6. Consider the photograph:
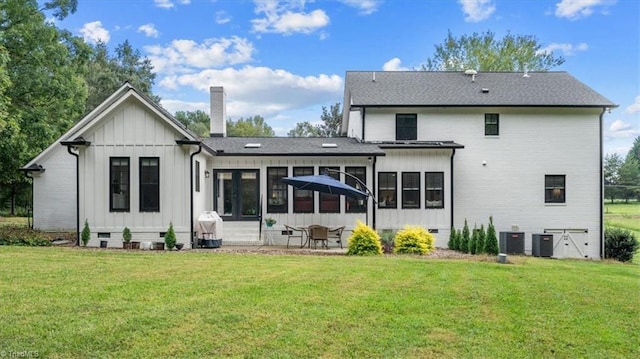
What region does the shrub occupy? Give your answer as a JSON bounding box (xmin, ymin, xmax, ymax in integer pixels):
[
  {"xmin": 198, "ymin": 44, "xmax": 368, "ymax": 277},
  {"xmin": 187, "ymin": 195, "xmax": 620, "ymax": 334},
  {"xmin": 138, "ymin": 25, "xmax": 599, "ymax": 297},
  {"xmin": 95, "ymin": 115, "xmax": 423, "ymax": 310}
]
[
  {"xmin": 394, "ymin": 226, "xmax": 435, "ymax": 255},
  {"xmin": 460, "ymin": 219, "xmax": 470, "ymax": 253},
  {"xmin": 81, "ymin": 219, "xmax": 91, "ymax": 247},
  {"xmin": 122, "ymin": 227, "xmax": 132, "ymax": 243},
  {"xmin": 379, "ymin": 229, "xmax": 395, "ymax": 254},
  {"xmin": 448, "ymin": 226, "xmax": 458, "ymax": 250},
  {"xmin": 164, "ymin": 222, "xmax": 177, "ymax": 250},
  {"xmin": 0, "ymin": 225, "xmax": 52, "ymax": 246},
  {"xmin": 484, "ymin": 216, "xmax": 499, "ymax": 255},
  {"xmin": 476, "ymin": 224, "xmax": 486, "ymax": 254},
  {"xmin": 605, "ymin": 227, "xmax": 639, "ymax": 262},
  {"xmin": 469, "ymin": 224, "xmax": 478, "ymax": 255},
  {"xmin": 347, "ymin": 220, "xmax": 382, "ymax": 256}
]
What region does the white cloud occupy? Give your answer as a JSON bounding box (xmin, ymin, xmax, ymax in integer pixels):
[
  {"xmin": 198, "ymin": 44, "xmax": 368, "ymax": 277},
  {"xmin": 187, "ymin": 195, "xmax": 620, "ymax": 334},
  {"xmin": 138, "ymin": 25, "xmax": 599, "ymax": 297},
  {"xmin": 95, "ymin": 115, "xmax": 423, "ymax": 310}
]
[
  {"xmin": 216, "ymin": 10, "xmax": 232, "ymax": 24},
  {"xmin": 626, "ymin": 96, "xmax": 640, "ymax": 114},
  {"xmin": 382, "ymin": 58, "xmax": 409, "ymax": 71},
  {"xmin": 555, "ymin": 0, "xmax": 616, "ymax": 20},
  {"xmin": 251, "ymin": 0, "xmax": 330, "ymax": 35},
  {"xmin": 458, "ymin": 0, "xmax": 496, "ymax": 22},
  {"xmin": 80, "ymin": 21, "xmax": 110, "ymax": 44},
  {"xmin": 145, "ymin": 37, "xmax": 255, "ymax": 74},
  {"xmin": 158, "ymin": 65, "xmax": 343, "ymax": 119},
  {"xmin": 338, "ymin": 0, "xmax": 382, "ymax": 15},
  {"xmin": 607, "ymin": 119, "xmax": 640, "ymax": 138},
  {"xmin": 537, "ymin": 42, "xmax": 588, "ymax": 56},
  {"xmin": 154, "ymin": 0, "xmax": 191, "ymax": 8},
  {"xmin": 138, "ymin": 24, "xmax": 159, "ymax": 38}
]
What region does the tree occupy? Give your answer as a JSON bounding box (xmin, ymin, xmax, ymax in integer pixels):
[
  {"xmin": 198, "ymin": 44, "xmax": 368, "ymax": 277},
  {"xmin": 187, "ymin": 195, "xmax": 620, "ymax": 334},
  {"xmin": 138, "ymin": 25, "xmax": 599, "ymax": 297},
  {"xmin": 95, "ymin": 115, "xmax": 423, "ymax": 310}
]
[
  {"xmin": 84, "ymin": 40, "xmax": 159, "ymax": 112},
  {"xmin": 0, "ymin": 0, "xmax": 88, "ymax": 214},
  {"xmin": 604, "ymin": 153, "xmax": 624, "ymax": 202},
  {"xmin": 460, "ymin": 219, "xmax": 470, "ymax": 253},
  {"xmin": 422, "ymin": 30, "xmax": 565, "ymax": 72},
  {"xmin": 469, "ymin": 224, "xmax": 478, "ymax": 255},
  {"xmin": 619, "ymin": 156, "xmax": 640, "ymax": 203},
  {"xmin": 227, "ymin": 115, "xmax": 275, "ymax": 137},
  {"xmin": 174, "ymin": 110, "xmax": 210, "ymax": 138},
  {"xmin": 287, "ymin": 121, "xmax": 321, "ymax": 137},
  {"xmin": 485, "ymin": 216, "xmax": 499, "ymax": 255},
  {"xmin": 476, "ymin": 224, "xmax": 486, "ymax": 254},
  {"xmin": 288, "ymin": 102, "xmax": 342, "ymax": 137}
]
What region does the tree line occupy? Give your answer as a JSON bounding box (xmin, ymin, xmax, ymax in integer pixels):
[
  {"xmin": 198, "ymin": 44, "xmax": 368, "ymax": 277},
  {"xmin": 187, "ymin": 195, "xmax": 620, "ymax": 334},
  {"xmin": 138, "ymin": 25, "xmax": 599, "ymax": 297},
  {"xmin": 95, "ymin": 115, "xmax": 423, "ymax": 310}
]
[{"xmin": 604, "ymin": 136, "xmax": 640, "ymax": 203}]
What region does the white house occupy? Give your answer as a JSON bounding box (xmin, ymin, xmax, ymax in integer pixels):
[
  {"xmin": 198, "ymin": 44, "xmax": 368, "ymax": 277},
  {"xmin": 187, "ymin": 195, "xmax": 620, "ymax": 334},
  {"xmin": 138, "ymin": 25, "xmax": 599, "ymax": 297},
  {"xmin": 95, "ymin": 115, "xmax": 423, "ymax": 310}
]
[{"xmin": 22, "ymin": 71, "xmax": 616, "ymax": 258}]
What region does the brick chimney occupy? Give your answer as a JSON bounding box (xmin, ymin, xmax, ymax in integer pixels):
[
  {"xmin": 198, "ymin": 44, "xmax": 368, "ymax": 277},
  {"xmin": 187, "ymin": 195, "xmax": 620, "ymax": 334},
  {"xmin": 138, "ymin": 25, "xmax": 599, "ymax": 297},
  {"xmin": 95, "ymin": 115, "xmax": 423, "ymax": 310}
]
[{"xmin": 210, "ymin": 86, "xmax": 226, "ymax": 137}]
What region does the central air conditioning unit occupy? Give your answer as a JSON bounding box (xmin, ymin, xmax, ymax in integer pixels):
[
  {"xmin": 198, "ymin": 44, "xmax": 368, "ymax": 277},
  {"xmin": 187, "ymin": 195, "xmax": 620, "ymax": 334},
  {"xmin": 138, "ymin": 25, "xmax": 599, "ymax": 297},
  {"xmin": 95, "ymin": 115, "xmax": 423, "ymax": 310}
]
[
  {"xmin": 532, "ymin": 234, "xmax": 554, "ymax": 257},
  {"xmin": 499, "ymin": 232, "xmax": 525, "ymax": 254}
]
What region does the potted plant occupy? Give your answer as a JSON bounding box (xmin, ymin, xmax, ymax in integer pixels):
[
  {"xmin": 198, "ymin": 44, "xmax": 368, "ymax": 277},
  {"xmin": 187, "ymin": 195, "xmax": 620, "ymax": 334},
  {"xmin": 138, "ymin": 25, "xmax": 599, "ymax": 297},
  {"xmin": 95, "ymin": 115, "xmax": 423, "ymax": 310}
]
[
  {"xmin": 164, "ymin": 222, "xmax": 177, "ymax": 250},
  {"xmin": 122, "ymin": 226, "xmax": 132, "ymax": 249},
  {"xmin": 265, "ymin": 217, "xmax": 277, "ymax": 228},
  {"xmin": 81, "ymin": 219, "xmax": 91, "ymax": 247}
]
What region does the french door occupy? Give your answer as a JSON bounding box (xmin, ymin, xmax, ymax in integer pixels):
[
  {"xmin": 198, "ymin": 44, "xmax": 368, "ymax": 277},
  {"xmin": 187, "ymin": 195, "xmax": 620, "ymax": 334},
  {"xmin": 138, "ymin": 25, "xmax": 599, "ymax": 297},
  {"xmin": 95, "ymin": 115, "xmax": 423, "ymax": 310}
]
[{"xmin": 213, "ymin": 170, "xmax": 259, "ymax": 221}]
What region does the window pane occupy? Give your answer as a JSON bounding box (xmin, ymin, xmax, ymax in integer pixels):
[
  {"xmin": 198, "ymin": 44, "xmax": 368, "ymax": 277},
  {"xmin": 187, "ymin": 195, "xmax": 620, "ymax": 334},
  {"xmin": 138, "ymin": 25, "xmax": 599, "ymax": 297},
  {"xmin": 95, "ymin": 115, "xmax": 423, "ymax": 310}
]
[
  {"xmin": 402, "ymin": 172, "xmax": 420, "ymax": 209},
  {"xmin": 240, "ymin": 172, "xmax": 258, "ymax": 216},
  {"xmin": 345, "ymin": 167, "xmax": 366, "ymax": 213},
  {"xmin": 319, "ymin": 166, "xmax": 339, "ymax": 213},
  {"xmin": 378, "ymin": 172, "xmax": 397, "ymax": 209},
  {"xmin": 293, "ymin": 167, "xmax": 314, "ymax": 213},
  {"xmin": 425, "ymin": 172, "xmax": 444, "ymax": 208},
  {"xmin": 195, "ymin": 160, "xmax": 200, "ymax": 192},
  {"xmin": 110, "ymin": 157, "xmax": 129, "ymax": 212},
  {"xmin": 545, "ymin": 175, "xmax": 565, "ymax": 203},
  {"xmin": 396, "ymin": 114, "xmax": 417, "ymax": 140},
  {"xmin": 267, "ymin": 167, "xmax": 288, "ymax": 213},
  {"xmin": 215, "ymin": 171, "xmax": 233, "ymax": 216},
  {"xmin": 140, "ymin": 157, "xmax": 159, "ymax": 212},
  {"xmin": 485, "ymin": 113, "xmax": 499, "ymax": 136}
]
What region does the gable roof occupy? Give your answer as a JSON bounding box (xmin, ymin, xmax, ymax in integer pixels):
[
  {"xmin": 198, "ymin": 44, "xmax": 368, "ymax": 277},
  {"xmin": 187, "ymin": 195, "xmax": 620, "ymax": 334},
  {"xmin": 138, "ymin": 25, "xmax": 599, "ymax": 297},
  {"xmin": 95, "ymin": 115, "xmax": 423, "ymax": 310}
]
[
  {"xmin": 23, "ymin": 82, "xmax": 214, "ymax": 169},
  {"xmin": 344, "ymin": 71, "xmax": 617, "ymax": 108},
  {"xmin": 202, "ymin": 136, "xmax": 385, "ymax": 156}
]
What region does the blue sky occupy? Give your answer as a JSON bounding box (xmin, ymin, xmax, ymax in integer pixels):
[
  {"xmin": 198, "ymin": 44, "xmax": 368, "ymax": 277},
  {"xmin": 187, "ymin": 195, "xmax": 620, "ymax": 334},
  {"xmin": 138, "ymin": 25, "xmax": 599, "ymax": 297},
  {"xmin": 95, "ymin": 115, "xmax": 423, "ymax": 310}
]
[{"xmin": 51, "ymin": 0, "xmax": 639, "ymax": 156}]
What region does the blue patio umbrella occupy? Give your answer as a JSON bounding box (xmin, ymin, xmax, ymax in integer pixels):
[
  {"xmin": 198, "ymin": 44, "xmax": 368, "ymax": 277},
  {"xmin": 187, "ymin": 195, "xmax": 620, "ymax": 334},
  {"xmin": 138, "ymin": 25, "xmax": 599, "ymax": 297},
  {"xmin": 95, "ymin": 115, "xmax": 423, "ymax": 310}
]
[{"xmin": 280, "ymin": 174, "xmax": 369, "ymax": 200}]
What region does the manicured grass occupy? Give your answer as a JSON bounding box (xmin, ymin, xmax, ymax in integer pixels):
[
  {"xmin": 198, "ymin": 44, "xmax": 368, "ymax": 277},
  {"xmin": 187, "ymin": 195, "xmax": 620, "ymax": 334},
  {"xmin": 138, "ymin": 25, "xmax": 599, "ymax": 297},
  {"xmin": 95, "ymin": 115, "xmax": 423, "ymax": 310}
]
[
  {"xmin": 0, "ymin": 216, "xmax": 28, "ymax": 226},
  {"xmin": 0, "ymin": 247, "xmax": 638, "ymax": 358}
]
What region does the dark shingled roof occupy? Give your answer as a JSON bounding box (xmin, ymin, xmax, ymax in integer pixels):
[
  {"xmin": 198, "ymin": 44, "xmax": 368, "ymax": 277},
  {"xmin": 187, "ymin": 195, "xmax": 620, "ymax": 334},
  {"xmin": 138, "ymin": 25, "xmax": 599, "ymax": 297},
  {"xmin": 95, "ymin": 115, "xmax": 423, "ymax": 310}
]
[
  {"xmin": 345, "ymin": 71, "xmax": 617, "ymax": 108},
  {"xmin": 202, "ymin": 136, "xmax": 386, "ymax": 156}
]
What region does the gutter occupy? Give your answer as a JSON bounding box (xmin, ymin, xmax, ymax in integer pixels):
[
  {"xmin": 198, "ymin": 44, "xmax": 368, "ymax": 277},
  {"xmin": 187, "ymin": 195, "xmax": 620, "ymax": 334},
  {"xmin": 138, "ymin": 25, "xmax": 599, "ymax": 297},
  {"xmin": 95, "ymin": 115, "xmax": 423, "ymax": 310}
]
[
  {"xmin": 450, "ymin": 148, "xmax": 456, "ymax": 230},
  {"xmin": 19, "ymin": 164, "xmax": 45, "ymax": 229},
  {"xmin": 60, "ymin": 137, "xmax": 91, "ymax": 246},
  {"xmin": 372, "ymin": 155, "xmax": 377, "ymax": 230},
  {"xmin": 176, "ymin": 139, "xmax": 202, "ymax": 249},
  {"xmin": 599, "ymin": 108, "xmax": 605, "ymax": 259}
]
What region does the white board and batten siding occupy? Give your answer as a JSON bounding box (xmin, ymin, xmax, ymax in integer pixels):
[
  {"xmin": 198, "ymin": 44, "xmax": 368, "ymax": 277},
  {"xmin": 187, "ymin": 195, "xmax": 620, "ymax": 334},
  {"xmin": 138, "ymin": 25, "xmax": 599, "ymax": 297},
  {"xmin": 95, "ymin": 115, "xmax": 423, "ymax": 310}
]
[
  {"xmin": 77, "ymin": 98, "xmax": 193, "ymax": 246},
  {"xmin": 212, "ymin": 156, "xmax": 374, "ymax": 245},
  {"xmin": 359, "ymin": 107, "xmax": 602, "ymax": 258}
]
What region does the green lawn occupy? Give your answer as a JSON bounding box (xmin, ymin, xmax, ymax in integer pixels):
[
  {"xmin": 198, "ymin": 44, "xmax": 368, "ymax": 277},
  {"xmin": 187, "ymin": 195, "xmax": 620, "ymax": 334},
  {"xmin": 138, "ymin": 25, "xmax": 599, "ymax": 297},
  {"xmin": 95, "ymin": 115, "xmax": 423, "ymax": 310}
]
[
  {"xmin": 605, "ymin": 202, "xmax": 640, "ymax": 237},
  {"xmin": 0, "ymin": 247, "xmax": 638, "ymax": 358}
]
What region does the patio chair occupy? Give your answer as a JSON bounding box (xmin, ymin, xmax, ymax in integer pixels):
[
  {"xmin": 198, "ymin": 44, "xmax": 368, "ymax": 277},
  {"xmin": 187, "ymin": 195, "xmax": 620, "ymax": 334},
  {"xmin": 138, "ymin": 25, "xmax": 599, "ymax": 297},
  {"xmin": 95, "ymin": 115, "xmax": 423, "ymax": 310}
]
[
  {"xmin": 284, "ymin": 225, "xmax": 306, "ymax": 248},
  {"xmin": 308, "ymin": 225, "xmax": 329, "ymax": 249},
  {"xmin": 328, "ymin": 226, "xmax": 345, "ymax": 248}
]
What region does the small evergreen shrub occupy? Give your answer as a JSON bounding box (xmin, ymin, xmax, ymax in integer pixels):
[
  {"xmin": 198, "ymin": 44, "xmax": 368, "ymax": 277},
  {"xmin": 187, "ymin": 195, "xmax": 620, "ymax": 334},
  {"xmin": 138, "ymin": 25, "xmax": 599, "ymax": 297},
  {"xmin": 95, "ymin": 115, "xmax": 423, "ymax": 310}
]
[
  {"xmin": 0, "ymin": 225, "xmax": 52, "ymax": 246},
  {"xmin": 476, "ymin": 224, "xmax": 486, "ymax": 254},
  {"xmin": 379, "ymin": 229, "xmax": 395, "ymax": 254},
  {"xmin": 122, "ymin": 227, "xmax": 132, "ymax": 242},
  {"xmin": 347, "ymin": 220, "xmax": 383, "ymax": 256},
  {"xmin": 81, "ymin": 219, "xmax": 91, "ymax": 247},
  {"xmin": 469, "ymin": 224, "xmax": 478, "ymax": 255},
  {"xmin": 484, "ymin": 216, "xmax": 499, "ymax": 255},
  {"xmin": 164, "ymin": 222, "xmax": 177, "ymax": 250},
  {"xmin": 605, "ymin": 227, "xmax": 639, "ymax": 262},
  {"xmin": 448, "ymin": 226, "xmax": 457, "ymax": 250},
  {"xmin": 394, "ymin": 226, "xmax": 435, "ymax": 255},
  {"xmin": 460, "ymin": 219, "xmax": 470, "ymax": 253}
]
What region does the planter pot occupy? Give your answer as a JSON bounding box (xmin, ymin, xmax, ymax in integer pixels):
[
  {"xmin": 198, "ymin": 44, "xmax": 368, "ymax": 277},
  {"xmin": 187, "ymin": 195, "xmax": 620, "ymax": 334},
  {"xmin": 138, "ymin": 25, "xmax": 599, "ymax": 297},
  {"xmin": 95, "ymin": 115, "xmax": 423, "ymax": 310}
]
[
  {"xmin": 100, "ymin": 240, "xmax": 108, "ymax": 248},
  {"xmin": 175, "ymin": 243, "xmax": 184, "ymax": 251},
  {"xmin": 202, "ymin": 239, "xmax": 222, "ymax": 248},
  {"xmin": 131, "ymin": 241, "xmax": 140, "ymax": 250},
  {"xmin": 153, "ymin": 242, "xmax": 165, "ymax": 250},
  {"xmin": 123, "ymin": 242, "xmax": 132, "ymax": 249},
  {"xmin": 141, "ymin": 242, "xmax": 152, "ymax": 250}
]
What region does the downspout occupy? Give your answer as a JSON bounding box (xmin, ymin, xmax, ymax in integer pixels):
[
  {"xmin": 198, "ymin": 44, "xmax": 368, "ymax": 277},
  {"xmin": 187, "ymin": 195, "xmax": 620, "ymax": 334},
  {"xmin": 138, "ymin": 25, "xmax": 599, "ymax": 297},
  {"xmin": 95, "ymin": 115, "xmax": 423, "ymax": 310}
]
[
  {"xmin": 189, "ymin": 145, "xmax": 202, "ymax": 249},
  {"xmin": 23, "ymin": 172, "xmax": 33, "ymax": 229},
  {"xmin": 450, "ymin": 148, "xmax": 456, "ymax": 230},
  {"xmin": 372, "ymin": 155, "xmax": 377, "ymax": 230},
  {"xmin": 66, "ymin": 146, "xmax": 80, "ymax": 246},
  {"xmin": 599, "ymin": 108, "xmax": 605, "ymax": 259},
  {"xmin": 361, "ymin": 108, "xmax": 366, "ymax": 141}
]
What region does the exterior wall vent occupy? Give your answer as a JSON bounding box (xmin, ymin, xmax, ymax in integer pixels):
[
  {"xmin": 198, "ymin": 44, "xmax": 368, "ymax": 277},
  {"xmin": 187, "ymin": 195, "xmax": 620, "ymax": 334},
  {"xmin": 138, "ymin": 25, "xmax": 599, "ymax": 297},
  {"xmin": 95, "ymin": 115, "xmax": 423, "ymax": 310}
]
[
  {"xmin": 481, "ymin": 88, "xmax": 489, "ymax": 93},
  {"xmin": 322, "ymin": 143, "xmax": 337, "ymax": 148},
  {"xmin": 245, "ymin": 143, "xmax": 261, "ymax": 148}
]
